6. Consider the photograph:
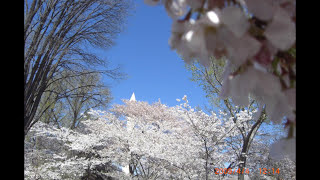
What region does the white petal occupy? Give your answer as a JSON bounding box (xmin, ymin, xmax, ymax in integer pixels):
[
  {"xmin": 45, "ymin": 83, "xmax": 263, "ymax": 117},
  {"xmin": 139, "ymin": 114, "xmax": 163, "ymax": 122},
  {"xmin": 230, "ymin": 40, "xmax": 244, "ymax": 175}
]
[
  {"xmin": 181, "ymin": 25, "xmax": 209, "ymax": 64},
  {"xmin": 245, "ymin": 0, "xmax": 276, "ymax": 21},
  {"xmin": 199, "ymin": 8, "xmax": 222, "ymax": 28},
  {"xmin": 168, "ymin": 33, "xmax": 181, "ymax": 50},
  {"xmin": 198, "ymin": 55, "xmax": 211, "ymax": 67},
  {"xmin": 206, "ymin": 11, "xmax": 220, "ymax": 24},
  {"xmin": 171, "ymin": 20, "xmax": 187, "ymax": 33},
  {"xmin": 253, "ymin": 61, "xmax": 268, "ymax": 73},
  {"xmin": 278, "ymin": 0, "xmax": 296, "ymax": 17},
  {"xmin": 204, "ymin": 29, "xmax": 218, "ymax": 53},
  {"xmin": 226, "ymin": 33, "xmax": 261, "ymax": 66},
  {"xmin": 249, "ymin": 71, "xmax": 286, "ymax": 123},
  {"xmin": 164, "ymin": 0, "xmax": 188, "ymax": 19},
  {"xmin": 265, "ymin": 7, "xmax": 296, "ymax": 51},
  {"xmin": 229, "ymin": 67, "xmax": 258, "ymax": 106},
  {"xmin": 264, "ymin": 95, "xmax": 289, "ymax": 124},
  {"xmin": 260, "ymin": 91, "xmax": 293, "ymax": 124},
  {"xmin": 253, "ymin": 70, "xmax": 281, "ymax": 97},
  {"xmin": 184, "ymin": 30, "xmax": 194, "ymax": 42},
  {"xmin": 186, "ymin": 0, "xmax": 203, "ymax": 9},
  {"xmin": 229, "ymin": 77, "xmax": 250, "ymax": 106},
  {"xmin": 283, "ymin": 88, "xmax": 296, "ymax": 120},
  {"xmin": 270, "ymin": 138, "xmax": 295, "ymax": 161},
  {"xmin": 284, "ymin": 88, "xmax": 296, "ymax": 110},
  {"xmin": 221, "ymin": 6, "xmax": 249, "ymax": 38}
]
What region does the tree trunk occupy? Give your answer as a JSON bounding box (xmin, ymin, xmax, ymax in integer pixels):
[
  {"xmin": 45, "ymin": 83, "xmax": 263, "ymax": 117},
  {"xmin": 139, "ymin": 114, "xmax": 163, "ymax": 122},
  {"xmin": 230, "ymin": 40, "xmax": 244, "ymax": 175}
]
[
  {"xmin": 238, "ymin": 107, "xmax": 266, "ymax": 180},
  {"xmin": 238, "ymin": 152, "xmax": 247, "ymax": 180}
]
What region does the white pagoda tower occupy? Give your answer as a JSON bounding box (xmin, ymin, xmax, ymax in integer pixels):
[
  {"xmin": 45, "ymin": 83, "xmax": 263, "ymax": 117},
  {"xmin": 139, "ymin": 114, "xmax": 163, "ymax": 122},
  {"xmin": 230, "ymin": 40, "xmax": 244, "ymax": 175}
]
[{"xmin": 129, "ymin": 92, "xmax": 136, "ymax": 102}]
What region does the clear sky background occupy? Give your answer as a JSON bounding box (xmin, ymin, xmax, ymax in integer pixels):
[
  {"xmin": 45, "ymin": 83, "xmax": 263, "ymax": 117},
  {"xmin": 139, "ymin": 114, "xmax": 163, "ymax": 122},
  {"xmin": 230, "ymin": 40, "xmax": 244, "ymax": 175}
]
[{"xmin": 104, "ymin": 0, "xmax": 209, "ymax": 109}]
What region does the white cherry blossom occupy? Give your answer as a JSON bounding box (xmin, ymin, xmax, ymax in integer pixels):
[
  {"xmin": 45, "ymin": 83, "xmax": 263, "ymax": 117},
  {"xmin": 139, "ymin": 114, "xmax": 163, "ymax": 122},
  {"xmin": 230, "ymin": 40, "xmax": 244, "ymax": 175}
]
[
  {"xmin": 269, "ymin": 137, "xmax": 296, "ymax": 161},
  {"xmin": 206, "ymin": 10, "xmax": 220, "ymax": 24},
  {"xmin": 245, "ymin": 0, "xmax": 276, "ymax": 21},
  {"xmin": 265, "ymin": 7, "xmax": 296, "ymax": 51},
  {"xmin": 220, "ymin": 6, "xmax": 249, "ymax": 38},
  {"xmin": 144, "ymin": 0, "xmax": 296, "ymax": 170},
  {"xmin": 186, "ymin": 0, "xmax": 204, "ymax": 9},
  {"xmin": 164, "ymin": 0, "xmax": 188, "ymax": 19}
]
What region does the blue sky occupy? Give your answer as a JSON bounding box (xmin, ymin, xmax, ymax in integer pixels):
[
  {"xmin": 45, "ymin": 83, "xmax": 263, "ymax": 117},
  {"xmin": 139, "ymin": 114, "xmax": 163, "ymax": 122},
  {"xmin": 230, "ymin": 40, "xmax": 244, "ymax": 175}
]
[{"xmin": 104, "ymin": 1, "xmax": 209, "ymax": 109}]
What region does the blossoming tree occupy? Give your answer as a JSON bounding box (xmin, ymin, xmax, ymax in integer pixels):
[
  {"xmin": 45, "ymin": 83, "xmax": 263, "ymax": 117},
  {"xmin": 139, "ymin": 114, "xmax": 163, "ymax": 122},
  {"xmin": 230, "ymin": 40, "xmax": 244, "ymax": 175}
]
[
  {"xmin": 24, "ymin": 113, "xmax": 130, "ymax": 179},
  {"xmin": 25, "ymin": 94, "xmax": 295, "ymax": 179},
  {"xmin": 110, "ymin": 95, "xmax": 241, "ymax": 179},
  {"xmin": 26, "ymin": 95, "xmax": 250, "ymax": 179}
]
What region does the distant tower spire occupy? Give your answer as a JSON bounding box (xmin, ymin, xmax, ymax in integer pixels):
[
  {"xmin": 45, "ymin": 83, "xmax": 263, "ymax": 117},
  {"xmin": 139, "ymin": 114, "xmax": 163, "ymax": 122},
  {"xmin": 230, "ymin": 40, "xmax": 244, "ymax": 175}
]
[{"xmin": 130, "ymin": 92, "xmax": 136, "ymax": 101}]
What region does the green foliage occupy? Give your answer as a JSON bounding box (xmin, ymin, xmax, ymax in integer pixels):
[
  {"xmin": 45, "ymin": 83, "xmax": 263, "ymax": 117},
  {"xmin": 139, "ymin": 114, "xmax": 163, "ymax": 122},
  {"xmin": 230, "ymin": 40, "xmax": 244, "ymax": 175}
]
[{"xmin": 185, "ymin": 57, "xmax": 229, "ymax": 113}]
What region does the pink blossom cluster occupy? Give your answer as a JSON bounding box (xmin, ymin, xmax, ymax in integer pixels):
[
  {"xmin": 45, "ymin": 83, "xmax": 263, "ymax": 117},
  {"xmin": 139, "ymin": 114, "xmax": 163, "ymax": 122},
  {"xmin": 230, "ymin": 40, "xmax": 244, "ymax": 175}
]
[{"xmin": 144, "ymin": 0, "xmax": 295, "ymax": 161}]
